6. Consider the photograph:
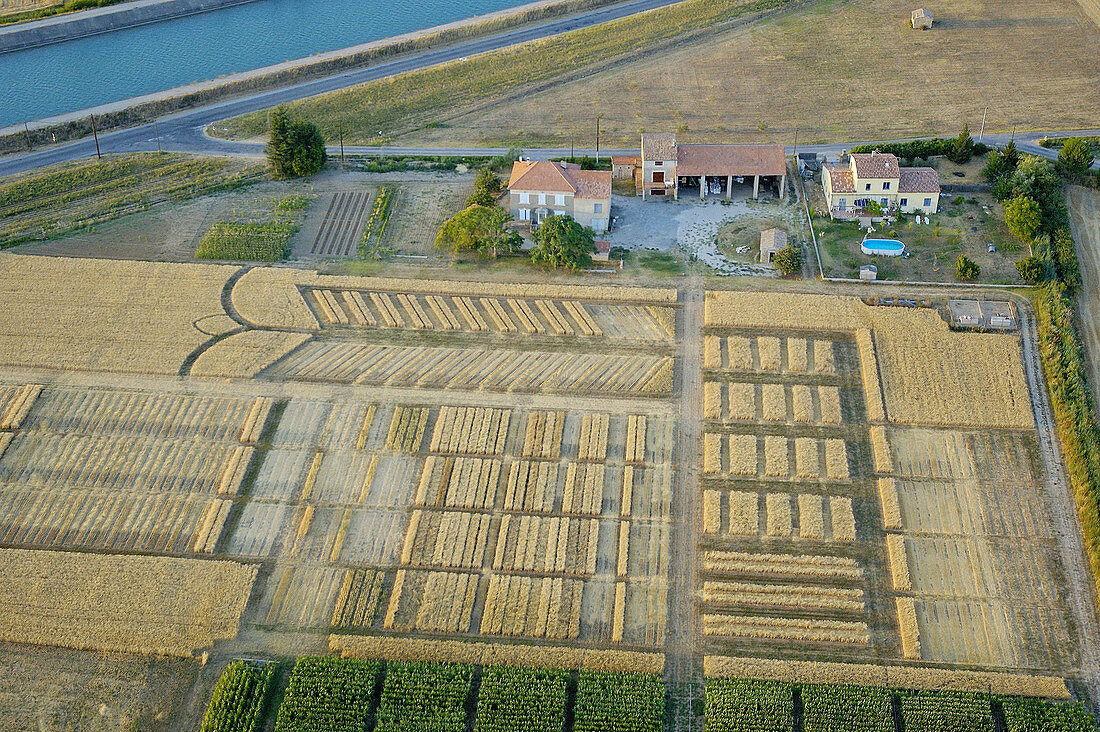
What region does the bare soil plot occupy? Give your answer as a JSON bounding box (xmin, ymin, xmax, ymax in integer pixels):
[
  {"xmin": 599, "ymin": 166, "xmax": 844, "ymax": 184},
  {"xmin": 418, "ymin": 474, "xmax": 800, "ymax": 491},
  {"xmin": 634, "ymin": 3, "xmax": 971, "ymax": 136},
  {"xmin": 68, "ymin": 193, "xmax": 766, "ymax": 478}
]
[
  {"xmin": 380, "ymin": 181, "xmax": 472, "ymax": 255},
  {"xmin": 300, "ymin": 190, "xmax": 372, "ymax": 258},
  {"xmin": 402, "ymin": 0, "xmax": 1100, "ymax": 147}
]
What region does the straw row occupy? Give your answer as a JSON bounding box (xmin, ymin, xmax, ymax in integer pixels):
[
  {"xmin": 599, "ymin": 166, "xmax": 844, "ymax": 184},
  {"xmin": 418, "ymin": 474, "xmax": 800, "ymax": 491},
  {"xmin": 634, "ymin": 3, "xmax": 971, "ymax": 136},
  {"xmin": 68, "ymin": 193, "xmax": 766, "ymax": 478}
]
[
  {"xmin": 701, "ymin": 580, "xmax": 865, "ymax": 613},
  {"xmin": 504, "ymin": 460, "xmax": 559, "ymax": 513},
  {"xmin": 577, "ymin": 412, "xmax": 610, "ymax": 461},
  {"xmin": 702, "ymin": 551, "xmax": 863, "ymax": 581},
  {"xmin": 703, "ymin": 614, "xmax": 870, "ymax": 644},
  {"xmin": 523, "ymin": 411, "xmax": 565, "ymax": 459},
  {"xmin": 0, "ymin": 384, "xmax": 42, "ymax": 430},
  {"xmin": 237, "ymin": 397, "xmax": 273, "ymax": 444},
  {"xmin": 386, "ymin": 406, "xmax": 429, "ymax": 451},
  {"xmin": 429, "ymin": 406, "xmax": 511, "ymax": 456},
  {"xmin": 480, "ymin": 575, "xmax": 583, "ymax": 639}
]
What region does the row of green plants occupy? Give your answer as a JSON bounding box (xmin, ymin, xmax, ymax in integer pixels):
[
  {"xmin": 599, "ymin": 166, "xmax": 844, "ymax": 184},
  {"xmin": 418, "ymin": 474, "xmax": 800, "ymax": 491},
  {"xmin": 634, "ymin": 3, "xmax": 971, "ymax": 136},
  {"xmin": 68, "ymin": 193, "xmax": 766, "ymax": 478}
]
[
  {"xmin": 195, "ymin": 194, "xmax": 310, "ymax": 261},
  {"xmin": 573, "ymin": 670, "xmax": 665, "ymax": 732},
  {"xmin": 375, "ymin": 661, "xmax": 472, "ymax": 732},
  {"xmin": 704, "ymin": 678, "xmax": 1095, "ymax": 732},
  {"xmin": 273, "ymin": 657, "xmax": 380, "ymax": 732},
  {"xmin": 358, "ymin": 185, "xmax": 396, "ymax": 259},
  {"xmin": 849, "ymin": 126, "xmax": 989, "ymax": 165},
  {"xmin": 200, "ymin": 661, "xmax": 278, "ymax": 732},
  {"xmin": 220, "ymin": 0, "xmax": 801, "ymax": 142},
  {"xmin": 0, "ymin": 0, "xmax": 127, "ymax": 26},
  {"xmin": 236, "ymin": 657, "xmax": 664, "ymax": 732},
  {"xmin": 474, "ymin": 665, "xmax": 569, "ymax": 732}
]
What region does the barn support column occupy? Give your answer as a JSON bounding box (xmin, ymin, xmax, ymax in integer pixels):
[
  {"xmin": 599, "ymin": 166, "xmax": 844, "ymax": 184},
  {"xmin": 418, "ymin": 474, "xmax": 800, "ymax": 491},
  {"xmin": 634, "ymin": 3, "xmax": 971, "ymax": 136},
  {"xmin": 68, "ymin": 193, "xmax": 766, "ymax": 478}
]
[
  {"xmin": 780, "ymin": 174, "xmax": 787, "ymax": 200},
  {"xmin": 700, "ymin": 176, "xmax": 705, "ymax": 200},
  {"xmin": 726, "ymin": 175, "xmax": 733, "ymax": 200},
  {"xmin": 753, "ymin": 175, "xmax": 760, "ymax": 199}
]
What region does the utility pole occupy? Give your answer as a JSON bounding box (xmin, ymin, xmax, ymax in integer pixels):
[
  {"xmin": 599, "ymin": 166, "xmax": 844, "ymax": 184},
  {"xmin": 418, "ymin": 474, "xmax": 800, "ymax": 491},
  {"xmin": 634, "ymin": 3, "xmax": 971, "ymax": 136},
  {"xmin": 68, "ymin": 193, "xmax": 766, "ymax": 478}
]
[
  {"xmin": 22, "ymin": 120, "xmax": 31, "ymax": 151},
  {"xmin": 89, "ymin": 114, "xmax": 101, "ymax": 159},
  {"xmin": 978, "ymin": 108, "xmax": 987, "ymax": 143},
  {"xmin": 339, "ymin": 127, "xmax": 344, "ymax": 162},
  {"xmin": 154, "ymin": 119, "xmax": 161, "ymax": 153},
  {"xmin": 595, "ymin": 114, "xmax": 601, "ymax": 164},
  {"xmin": 570, "ymin": 135, "xmax": 574, "ymax": 160}
]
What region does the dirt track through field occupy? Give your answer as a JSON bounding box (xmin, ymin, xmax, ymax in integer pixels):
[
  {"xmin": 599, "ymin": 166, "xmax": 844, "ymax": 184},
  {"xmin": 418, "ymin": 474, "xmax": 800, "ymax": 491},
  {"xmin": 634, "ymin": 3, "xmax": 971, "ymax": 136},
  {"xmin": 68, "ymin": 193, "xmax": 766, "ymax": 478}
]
[
  {"xmin": 666, "ymin": 284, "xmax": 702, "ymax": 732},
  {"xmin": 1069, "ymin": 186, "xmax": 1100, "ymax": 408},
  {"xmin": 1018, "ymin": 296, "xmax": 1100, "ymax": 700}
]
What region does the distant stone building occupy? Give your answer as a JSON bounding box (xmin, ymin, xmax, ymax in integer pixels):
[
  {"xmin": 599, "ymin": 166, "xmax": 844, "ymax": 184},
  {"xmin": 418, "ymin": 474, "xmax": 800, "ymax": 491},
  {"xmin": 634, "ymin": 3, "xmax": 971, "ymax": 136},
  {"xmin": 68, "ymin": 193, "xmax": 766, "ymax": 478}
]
[
  {"xmin": 759, "ymin": 228, "xmax": 787, "ymax": 264},
  {"xmin": 611, "ymin": 155, "xmax": 639, "ymax": 180},
  {"xmin": 911, "ymin": 8, "xmax": 932, "ymax": 29}
]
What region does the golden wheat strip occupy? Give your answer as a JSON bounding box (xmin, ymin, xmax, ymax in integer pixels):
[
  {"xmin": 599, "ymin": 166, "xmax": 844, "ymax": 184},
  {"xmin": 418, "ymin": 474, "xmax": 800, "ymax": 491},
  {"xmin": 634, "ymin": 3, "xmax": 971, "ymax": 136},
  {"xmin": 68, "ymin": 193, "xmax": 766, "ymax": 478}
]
[
  {"xmin": 2, "ymin": 384, "xmax": 43, "ymax": 430},
  {"xmin": 819, "ymin": 386, "xmax": 842, "ymax": 424},
  {"xmin": 564, "ymin": 301, "xmax": 600, "ymax": 336},
  {"xmin": 507, "ymin": 299, "xmax": 540, "ymax": 334},
  {"xmin": 757, "ymin": 336, "xmax": 781, "ymax": 371},
  {"xmin": 763, "ymin": 436, "xmax": 789, "ymax": 478},
  {"xmin": 330, "ymin": 507, "xmax": 353, "ymax": 562},
  {"xmin": 703, "ymin": 614, "xmax": 870, "ymax": 644},
  {"xmin": 857, "ymin": 329, "xmax": 886, "ymax": 421},
  {"xmin": 762, "ymin": 384, "xmax": 786, "ymax": 423},
  {"xmin": 727, "ymin": 492, "xmax": 759, "ymax": 536},
  {"xmin": 702, "ymin": 381, "xmax": 722, "ymax": 420},
  {"xmin": 323, "ymin": 290, "xmax": 350, "ymax": 325},
  {"xmin": 621, "ymin": 465, "xmax": 635, "ymax": 517},
  {"xmin": 877, "ymin": 478, "xmax": 902, "ymax": 530},
  {"xmin": 704, "ymin": 335, "xmax": 721, "ymax": 369},
  {"xmin": 480, "ymin": 298, "xmax": 513, "ymax": 332},
  {"xmin": 830, "ymin": 496, "xmax": 856, "ymax": 541},
  {"xmin": 578, "ymin": 414, "xmax": 593, "ymax": 460},
  {"xmin": 702, "ymin": 551, "xmax": 863, "ymax": 580},
  {"xmin": 886, "ymin": 534, "xmax": 912, "ymax": 591},
  {"xmin": 791, "ymin": 385, "xmax": 813, "ymax": 424},
  {"xmin": 300, "ymin": 451, "xmax": 323, "ymax": 501},
  {"xmin": 534, "ymin": 300, "xmax": 569, "ymax": 335},
  {"xmin": 701, "ymin": 581, "xmax": 864, "ymax": 613},
  {"xmin": 702, "ymin": 490, "xmax": 721, "ymax": 534},
  {"xmin": 375, "ymin": 292, "xmax": 405, "ymax": 327},
  {"xmin": 237, "ymin": 398, "xmax": 263, "ymax": 444},
  {"xmin": 396, "ymin": 294, "xmax": 429, "ymax": 329},
  {"xmin": 452, "ymin": 296, "xmax": 486, "ymax": 330},
  {"xmin": 798, "ymin": 494, "xmax": 825, "ymax": 539},
  {"xmin": 869, "ymin": 427, "xmax": 892, "ymax": 473},
  {"xmin": 722, "ymin": 382, "xmax": 752, "ymax": 421},
  {"xmin": 356, "ymin": 453, "xmax": 378, "ymax": 504},
  {"xmin": 703, "ymin": 434, "xmax": 722, "ymax": 474},
  {"xmin": 586, "ymin": 519, "xmax": 600, "ymax": 575},
  {"xmin": 794, "ymin": 438, "xmax": 819, "ymax": 480},
  {"xmin": 824, "ymin": 439, "xmax": 850, "ymax": 482},
  {"xmin": 344, "ymin": 291, "xmax": 376, "ymax": 326},
  {"xmin": 431, "ymin": 295, "xmax": 461, "ymax": 329},
  {"xmin": 354, "ymin": 404, "xmax": 376, "ymax": 450},
  {"xmin": 765, "ymin": 493, "xmax": 793, "ymax": 537},
  {"xmin": 311, "ymin": 290, "xmax": 338, "ymax": 323},
  {"xmin": 786, "ymin": 337, "xmax": 808, "ymax": 372},
  {"xmin": 811, "ymin": 340, "xmax": 836, "ymax": 374},
  {"xmin": 617, "ymin": 520, "xmax": 631, "ymax": 577},
  {"xmin": 612, "ymin": 581, "xmax": 627, "ymax": 643},
  {"xmin": 896, "ymin": 597, "xmax": 922, "ymax": 659},
  {"xmin": 728, "ymin": 434, "xmax": 758, "ymax": 476}
]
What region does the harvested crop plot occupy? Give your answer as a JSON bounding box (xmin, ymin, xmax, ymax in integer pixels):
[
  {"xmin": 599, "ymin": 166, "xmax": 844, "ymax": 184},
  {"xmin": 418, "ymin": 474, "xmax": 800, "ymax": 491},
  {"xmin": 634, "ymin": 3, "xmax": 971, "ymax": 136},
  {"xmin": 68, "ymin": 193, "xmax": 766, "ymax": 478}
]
[
  {"xmin": 702, "ymin": 433, "xmax": 849, "ymax": 483},
  {"xmin": 874, "ymin": 425, "xmax": 1076, "ymax": 670},
  {"xmin": 310, "ymin": 191, "xmax": 371, "ymax": 256},
  {"xmin": 0, "ymin": 548, "xmax": 254, "ymax": 656},
  {"xmin": 270, "ymin": 341, "xmax": 674, "ymax": 396},
  {"xmin": 0, "ymin": 254, "xmax": 235, "ymax": 374},
  {"xmin": 306, "ymin": 287, "xmax": 675, "ymax": 341}
]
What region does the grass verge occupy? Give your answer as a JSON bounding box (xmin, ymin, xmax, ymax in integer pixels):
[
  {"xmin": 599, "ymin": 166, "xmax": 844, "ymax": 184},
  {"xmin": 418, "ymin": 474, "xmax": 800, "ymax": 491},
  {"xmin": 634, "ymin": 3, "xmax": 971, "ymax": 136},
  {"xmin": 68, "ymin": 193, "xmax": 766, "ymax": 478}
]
[{"xmin": 213, "ymin": 0, "xmax": 800, "ymax": 143}]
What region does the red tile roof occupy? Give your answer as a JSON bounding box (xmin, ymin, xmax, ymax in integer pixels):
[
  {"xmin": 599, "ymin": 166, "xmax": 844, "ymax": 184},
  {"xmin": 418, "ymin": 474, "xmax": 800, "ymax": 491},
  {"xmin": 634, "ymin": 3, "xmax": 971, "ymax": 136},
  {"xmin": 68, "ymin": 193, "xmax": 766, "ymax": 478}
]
[
  {"xmin": 851, "ymin": 152, "xmax": 901, "ymax": 179},
  {"xmin": 507, "ymin": 161, "xmax": 611, "ymax": 200},
  {"xmin": 611, "ymin": 155, "xmax": 640, "ymax": 165},
  {"xmin": 898, "ymin": 167, "xmax": 941, "ymax": 193},
  {"xmin": 823, "ymin": 163, "xmax": 855, "ymax": 193},
  {"xmin": 675, "ymin": 144, "xmax": 787, "ymax": 177}
]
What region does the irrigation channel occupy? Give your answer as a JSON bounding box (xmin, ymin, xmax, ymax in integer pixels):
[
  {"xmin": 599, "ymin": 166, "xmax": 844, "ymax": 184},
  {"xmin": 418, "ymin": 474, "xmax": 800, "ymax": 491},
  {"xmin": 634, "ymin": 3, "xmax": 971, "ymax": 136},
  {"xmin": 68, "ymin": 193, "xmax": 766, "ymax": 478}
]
[{"xmin": 0, "ymin": 0, "xmax": 529, "ymax": 127}]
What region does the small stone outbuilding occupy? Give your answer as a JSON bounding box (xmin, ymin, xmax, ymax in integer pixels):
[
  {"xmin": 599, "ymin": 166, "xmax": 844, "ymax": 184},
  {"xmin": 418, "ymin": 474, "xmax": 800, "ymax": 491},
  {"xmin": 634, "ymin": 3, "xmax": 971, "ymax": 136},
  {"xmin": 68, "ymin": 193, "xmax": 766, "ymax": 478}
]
[
  {"xmin": 860, "ymin": 264, "xmax": 878, "ymax": 281},
  {"xmin": 911, "ymin": 8, "xmax": 932, "ymax": 29},
  {"xmin": 611, "ymin": 155, "xmax": 640, "ymax": 180},
  {"xmin": 760, "ymin": 228, "xmax": 788, "ymax": 264}
]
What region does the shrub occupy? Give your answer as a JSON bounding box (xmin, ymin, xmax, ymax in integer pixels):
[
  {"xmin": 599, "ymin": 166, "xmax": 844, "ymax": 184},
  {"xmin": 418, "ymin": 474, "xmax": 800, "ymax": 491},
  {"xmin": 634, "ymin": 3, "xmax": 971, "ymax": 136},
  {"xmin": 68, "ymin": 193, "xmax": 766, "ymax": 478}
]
[
  {"xmin": 956, "ymin": 254, "xmax": 980, "ymax": 281},
  {"xmin": 948, "ymin": 123, "xmax": 975, "ymax": 164},
  {"xmin": 1052, "ymin": 228, "xmax": 1081, "ymax": 289},
  {"xmin": 1057, "ymin": 138, "xmax": 1095, "ymax": 180},
  {"xmin": 771, "ymin": 245, "xmax": 803, "ymax": 276},
  {"xmin": 1016, "ymin": 256, "xmax": 1044, "ymax": 284}
]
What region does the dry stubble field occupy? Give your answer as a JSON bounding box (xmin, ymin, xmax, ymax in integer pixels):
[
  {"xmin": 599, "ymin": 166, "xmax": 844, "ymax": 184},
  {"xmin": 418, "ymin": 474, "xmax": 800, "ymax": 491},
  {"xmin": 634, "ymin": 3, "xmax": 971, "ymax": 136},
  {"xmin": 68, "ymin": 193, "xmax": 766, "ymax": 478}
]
[
  {"xmin": 0, "ymin": 253, "xmax": 1091, "ymax": 727},
  {"xmin": 403, "ymin": 0, "xmax": 1100, "ymax": 147}
]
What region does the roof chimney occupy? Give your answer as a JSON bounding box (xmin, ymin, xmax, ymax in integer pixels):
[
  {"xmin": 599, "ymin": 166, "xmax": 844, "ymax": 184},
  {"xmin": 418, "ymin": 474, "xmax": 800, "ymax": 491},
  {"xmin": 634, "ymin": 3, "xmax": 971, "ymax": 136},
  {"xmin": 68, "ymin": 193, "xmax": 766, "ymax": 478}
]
[{"xmin": 560, "ymin": 162, "xmax": 567, "ymax": 169}]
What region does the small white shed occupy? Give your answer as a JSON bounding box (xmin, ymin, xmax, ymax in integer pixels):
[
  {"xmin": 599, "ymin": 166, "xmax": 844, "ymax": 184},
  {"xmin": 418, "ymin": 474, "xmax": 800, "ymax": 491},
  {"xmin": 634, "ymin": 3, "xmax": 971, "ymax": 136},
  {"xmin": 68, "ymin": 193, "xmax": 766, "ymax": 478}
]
[{"xmin": 860, "ymin": 265, "xmax": 878, "ymax": 281}]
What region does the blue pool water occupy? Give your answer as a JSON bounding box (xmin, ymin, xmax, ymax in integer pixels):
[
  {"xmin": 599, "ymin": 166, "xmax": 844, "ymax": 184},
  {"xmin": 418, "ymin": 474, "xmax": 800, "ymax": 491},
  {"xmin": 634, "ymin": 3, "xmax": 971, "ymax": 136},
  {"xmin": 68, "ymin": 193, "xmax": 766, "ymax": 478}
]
[
  {"xmin": 0, "ymin": 0, "xmax": 526, "ymax": 126},
  {"xmin": 861, "ymin": 238, "xmax": 905, "ymax": 256}
]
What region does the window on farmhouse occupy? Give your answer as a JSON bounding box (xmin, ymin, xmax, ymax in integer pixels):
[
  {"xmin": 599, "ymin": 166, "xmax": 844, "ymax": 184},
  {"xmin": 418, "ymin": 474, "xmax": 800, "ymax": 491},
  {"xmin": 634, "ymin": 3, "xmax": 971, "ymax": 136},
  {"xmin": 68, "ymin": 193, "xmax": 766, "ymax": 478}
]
[
  {"xmin": 519, "ymin": 192, "xmax": 529, "ymax": 204},
  {"xmin": 555, "ymin": 194, "xmax": 565, "ymax": 206},
  {"xmin": 594, "ymin": 203, "xmax": 602, "ymax": 213},
  {"xmin": 865, "ymin": 183, "xmax": 871, "ymax": 191},
  {"xmin": 924, "ymin": 197, "xmax": 932, "ymax": 207},
  {"xmin": 900, "ymin": 198, "xmax": 907, "ymax": 207},
  {"xmin": 883, "ymin": 181, "xmax": 891, "ymax": 190}
]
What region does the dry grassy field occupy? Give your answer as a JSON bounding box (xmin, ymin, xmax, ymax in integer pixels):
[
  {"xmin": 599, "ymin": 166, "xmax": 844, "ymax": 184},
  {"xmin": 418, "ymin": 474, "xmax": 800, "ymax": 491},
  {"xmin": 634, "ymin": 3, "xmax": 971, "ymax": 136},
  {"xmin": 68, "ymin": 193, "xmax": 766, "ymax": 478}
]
[
  {"xmin": 0, "ymin": 253, "xmax": 1090, "ymax": 725},
  {"xmin": 401, "ymin": 0, "xmax": 1100, "ymax": 147}
]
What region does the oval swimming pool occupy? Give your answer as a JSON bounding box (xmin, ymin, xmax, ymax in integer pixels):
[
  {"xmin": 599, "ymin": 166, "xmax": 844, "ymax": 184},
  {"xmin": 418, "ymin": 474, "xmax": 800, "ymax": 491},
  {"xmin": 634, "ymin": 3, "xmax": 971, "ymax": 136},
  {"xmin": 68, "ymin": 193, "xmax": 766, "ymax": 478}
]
[{"xmin": 861, "ymin": 239, "xmax": 905, "ymax": 256}]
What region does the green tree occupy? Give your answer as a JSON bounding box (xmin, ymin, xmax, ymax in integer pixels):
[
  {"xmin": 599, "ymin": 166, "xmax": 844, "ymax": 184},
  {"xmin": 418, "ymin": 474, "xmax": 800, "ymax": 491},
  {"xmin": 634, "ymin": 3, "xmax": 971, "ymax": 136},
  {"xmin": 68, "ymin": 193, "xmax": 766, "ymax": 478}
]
[
  {"xmin": 1003, "ymin": 195, "xmax": 1043, "ymax": 242},
  {"xmin": 771, "ymin": 245, "xmax": 803, "ymax": 276},
  {"xmin": 956, "ymin": 254, "xmax": 980, "ymax": 281},
  {"xmin": 530, "ymin": 215, "xmax": 595, "ymax": 270},
  {"xmin": 948, "ymin": 123, "xmax": 974, "ymax": 164},
  {"xmin": 266, "ymin": 106, "xmax": 327, "ymax": 178},
  {"xmin": 982, "ymin": 140, "xmax": 1020, "ymax": 184},
  {"xmin": 435, "ymin": 205, "xmax": 520, "ymax": 259},
  {"xmin": 1016, "ymin": 256, "xmax": 1044, "ymax": 284},
  {"xmin": 1057, "ymin": 138, "xmax": 1095, "ymax": 180},
  {"xmin": 1005, "ymin": 156, "xmax": 1068, "ymax": 231},
  {"xmin": 1052, "ymin": 228, "xmax": 1081, "ymax": 289},
  {"xmin": 467, "ymin": 167, "xmax": 504, "ymax": 207}
]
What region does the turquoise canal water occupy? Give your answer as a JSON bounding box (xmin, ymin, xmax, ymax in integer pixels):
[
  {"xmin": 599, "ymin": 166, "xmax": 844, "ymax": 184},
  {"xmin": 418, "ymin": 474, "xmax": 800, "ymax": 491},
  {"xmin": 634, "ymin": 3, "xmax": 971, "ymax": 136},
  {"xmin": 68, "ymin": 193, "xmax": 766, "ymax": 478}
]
[{"xmin": 0, "ymin": 0, "xmax": 526, "ymax": 127}]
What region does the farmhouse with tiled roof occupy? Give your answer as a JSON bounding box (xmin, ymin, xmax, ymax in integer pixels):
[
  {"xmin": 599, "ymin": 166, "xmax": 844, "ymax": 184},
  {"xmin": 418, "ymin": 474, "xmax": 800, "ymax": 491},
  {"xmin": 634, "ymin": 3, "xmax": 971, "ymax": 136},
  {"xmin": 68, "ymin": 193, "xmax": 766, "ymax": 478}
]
[
  {"xmin": 506, "ymin": 160, "xmax": 612, "ymax": 233},
  {"xmin": 821, "ymin": 151, "xmax": 940, "ymax": 218},
  {"xmin": 636, "ymin": 133, "xmax": 787, "ymax": 201}
]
